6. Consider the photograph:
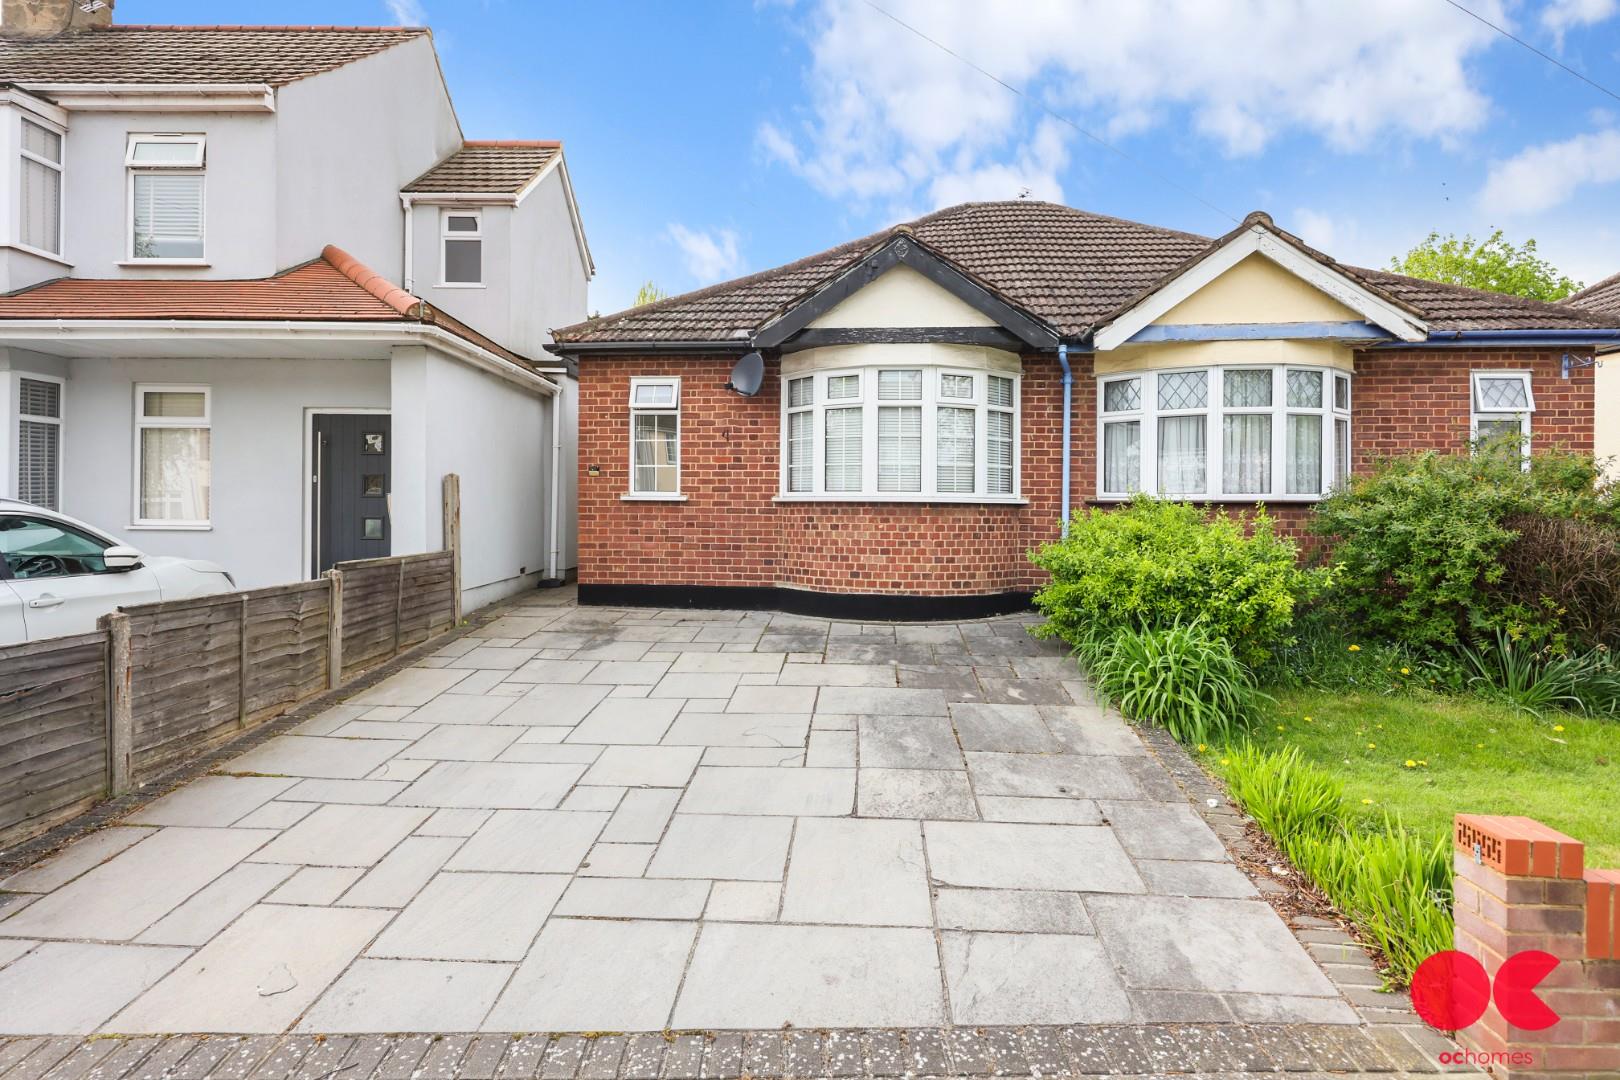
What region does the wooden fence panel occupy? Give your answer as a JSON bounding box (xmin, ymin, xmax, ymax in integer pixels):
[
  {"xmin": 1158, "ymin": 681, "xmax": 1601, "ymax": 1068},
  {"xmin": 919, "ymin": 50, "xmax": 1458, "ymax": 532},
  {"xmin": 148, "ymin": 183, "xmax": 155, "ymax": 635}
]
[
  {"xmin": 124, "ymin": 594, "xmax": 244, "ymax": 777},
  {"xmin": 400, "ymin": 553, "xmax": 456, "ymax": 647},
  {"xmin": 0, "ymin": 633, "xmax": 108, "ymax": 845},
  {"xmin": 243, "ymin": 581, "xmax": 331, "ymax": 720},
  {"xmin": 338, "ymin": 562, "xmax": 401, "ymax": 678}
]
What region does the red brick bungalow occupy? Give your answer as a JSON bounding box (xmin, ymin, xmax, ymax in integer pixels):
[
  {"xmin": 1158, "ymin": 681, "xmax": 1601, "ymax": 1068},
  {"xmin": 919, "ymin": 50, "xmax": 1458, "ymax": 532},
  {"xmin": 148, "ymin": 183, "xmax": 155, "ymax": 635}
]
[{"xmin": 547, "ymin": 202, "xmax": 1620, "ymax": 619}]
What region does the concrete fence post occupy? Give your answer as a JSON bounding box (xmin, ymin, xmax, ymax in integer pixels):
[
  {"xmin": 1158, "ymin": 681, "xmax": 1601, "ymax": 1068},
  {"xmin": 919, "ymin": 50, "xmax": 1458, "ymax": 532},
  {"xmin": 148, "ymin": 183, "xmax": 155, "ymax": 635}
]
[
  {"xmin": 1452, "ymin": 813, "xmax": 1620, "ymax": 1078},
  {"xmin": 326, "ymin": 569, "xmax": 344, "ymax": 690},
  {"xmin": 442, "ymin": 472, "xmax": 462, "ymax": 624},
  {"xmin": 101, "ymin": 612, "xmax": 133, "ymax": 796}
]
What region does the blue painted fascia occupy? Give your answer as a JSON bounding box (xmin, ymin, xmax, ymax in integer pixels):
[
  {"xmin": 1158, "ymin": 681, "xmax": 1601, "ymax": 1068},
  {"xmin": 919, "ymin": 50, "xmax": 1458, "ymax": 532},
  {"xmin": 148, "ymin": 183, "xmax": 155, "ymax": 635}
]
[
  {"xmin": 1403, "ymin": 329, "xmax": 1620, "ymax": 347},
  {"xmin": 1126, "ymin": 321, "xmax": 1391, "ymax": 344}
]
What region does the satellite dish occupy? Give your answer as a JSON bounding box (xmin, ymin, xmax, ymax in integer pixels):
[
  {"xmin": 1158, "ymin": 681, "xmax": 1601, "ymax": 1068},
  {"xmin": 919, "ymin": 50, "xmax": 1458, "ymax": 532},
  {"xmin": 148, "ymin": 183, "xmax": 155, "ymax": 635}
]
[{"xmin": 726, "ymin": 351, "xmax": 765, "ymax": 396}]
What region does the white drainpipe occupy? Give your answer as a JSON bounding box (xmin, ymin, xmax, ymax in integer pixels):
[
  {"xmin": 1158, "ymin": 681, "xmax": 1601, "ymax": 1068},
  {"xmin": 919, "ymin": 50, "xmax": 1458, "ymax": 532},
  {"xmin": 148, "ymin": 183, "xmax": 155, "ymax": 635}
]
[
  {"xmin": 547, "ymin": 384, "xmax": 563, "ymax": 581},
  {"xmin": 399, "ymin": 194, "xmax": 415, "ymax": 292}
]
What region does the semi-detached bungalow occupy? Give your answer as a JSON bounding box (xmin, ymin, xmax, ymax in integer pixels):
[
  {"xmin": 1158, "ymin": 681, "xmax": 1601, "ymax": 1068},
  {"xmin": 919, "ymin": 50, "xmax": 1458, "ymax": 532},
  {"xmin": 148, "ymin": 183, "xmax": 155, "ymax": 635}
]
[
  {"xmin": 548, "ymin": 201, "xmax": 1620, "ymax": 619},
  {"xmin": 1567, "ymin": 270, "xmax": 1620, "ymax": 475}
]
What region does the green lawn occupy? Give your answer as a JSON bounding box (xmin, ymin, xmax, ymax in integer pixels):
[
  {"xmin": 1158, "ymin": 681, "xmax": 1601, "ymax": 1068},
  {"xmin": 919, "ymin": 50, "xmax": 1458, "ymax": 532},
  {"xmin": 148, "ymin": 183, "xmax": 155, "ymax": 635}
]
[{"xmin": 1206, "ymin": 690, "xmax": 1620, "ymax": 868}]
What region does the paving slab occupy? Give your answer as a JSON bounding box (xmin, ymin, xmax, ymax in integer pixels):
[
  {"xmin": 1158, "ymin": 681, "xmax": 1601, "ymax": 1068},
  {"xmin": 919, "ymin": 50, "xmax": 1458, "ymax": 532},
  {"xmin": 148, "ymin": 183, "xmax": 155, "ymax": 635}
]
[
  {"xmin": 923, "ymin": 821, "xmax": 1144, "ymax": 893},
  {"xmin": 1, "ymin": 826, "xmax": 156, "ymax": 892},
  {"xmin": 347, "ymin": 668, "xmax": 471, "ymax": 707},
  {"xmin": 781, "ymin": 818, "xmax": 931, "ymax": 926},
  {"xmin": 279, "ymin": 779, "xmax": 408, "ymax": 804},
  {"xmin": 402, "ymin": 694, "xmax": 516, "ymax": 726},
  {"xmin": 368, "ymin": 872, "xmax": 567, "ymax": 961},
  {"xmin": 934, "ymin": 888, "xmax": 1094, "ymax": 933},
  {"xmin": 942, "ymin": 932, "xmax": 1130, "ymax": 1024},
  {"xmin": 123, "ymin": 776, "xmax": 298, "ymax": 828},
  {"xmin": 599, "ymin": 789, "xmax": 681, "ymax": 843},
  {"xmin": 645, "ymin": 814, "xmax": 793, "ymax": 881},
  {"xmin": 335, "ymin": 836, "xmax": 465, "ymax": 908},
  {"xmin": 949, "ymin": 703, "xmax": 1063, "ymax": 753},
  {"xmin": 579, "ymin": 745, "xmax": 702, "ymax": 787},
  {"xmin": 660, "ymin": 714, "xmax": 807, "ymax": 747},
  {"xmin": 1099, "ymin": 801, "xmax": 1229, "ymax": 861},
  {"xmin": 266, "ymin": 866, "xmax": 365, "ymax": 905},
  {"xmin": 680, "ymin": 767, "xmax": 854, "ymax": 816},
  {"xmin": 494, "ymin": 685, "xmax": 612, "ymax": 726},
  {"xmin": 580, "ymin": 842, "xmax": 654, "ymax": 876},
  {"xmin": 393, "ymin": 761, "xmax": 584, "ymax": 809},
  {"xmin": 552, "ymin": 876, "xmax": 710, "ymax": 919},
  {"xmin": 705, "ymin": 881, "xmax": 782, "ymax": 921},
  {"xmin": 776, "ymin": 663, "xmax": 895, "ymax": 687},
  {"xmin": 0, "ymin": 827, "xmax": 275, "ymax": 941},
  {"xmin": 0, "ymin": 943, "xmax": 188, "ymax": 1034},
  {"xmin": 483, "ymin": 918, "xmax": 697, "ymax": 1031},
  {"xmin": 817, "ymin": 686, "xmax": 947, "ymax": 715},
  {"xmin": 856, "ymin": 717, "xmax": 963, "ymax": 770},
  {"xmin": 856, "ymin": 768, "xmax": 978, "ymax": 819},
  {"xmin": 249, "ymin": 805, "xmax": 430, "ymax": 867},
  {"xmin": 1040, "ymin": 705, "xmax": 1148, "ymax": 756},
  {"xmin": 725, "ymin": 685, "xmax": 817, "ymax": 713},
  {"xmin": 1139, "ymin": 859, "xmax": 1260, "ymax": 898},
  {"xmin": 566, "ymin": 698, "xmax": 681, "ymax": 743},
  {"xmin": 396, "ymin": 725, "xmax": 523, "ymax": 762},
  {"xmin": 669, "ymin": 653, "xmax": 785, "ymax": 674},
  {"xmin": 964, "ymin": 751, "xmax": 1154, "ymax": 800},
  {"xmin": 110, "ymin": 905, "xmax": 392, "ymax": 1033},
  {"xmin": 446, "ymin": 810, "xmax": 607, "ymax": 874},
  {"xmin": 673, "ymin": 923, "xmax": 945, "ymax": 1029},
  {"xmin": 976, "ymin": 794, "xmax": 1103, "ymax": 825},
  {"xmin": 227, "ymin": 736, "xmax": 409, "ymax": 780}
]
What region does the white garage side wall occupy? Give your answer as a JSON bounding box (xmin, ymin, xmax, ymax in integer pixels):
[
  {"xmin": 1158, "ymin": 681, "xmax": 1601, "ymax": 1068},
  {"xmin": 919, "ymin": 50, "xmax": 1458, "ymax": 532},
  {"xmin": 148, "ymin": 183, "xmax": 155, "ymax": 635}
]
[
  {"xmin": 391, "ymin": 344, "xmax": 552, "ymax": 611},
  {"xmin": 58, "ymin": 356, "xmax": 389, "ymax": 589}
]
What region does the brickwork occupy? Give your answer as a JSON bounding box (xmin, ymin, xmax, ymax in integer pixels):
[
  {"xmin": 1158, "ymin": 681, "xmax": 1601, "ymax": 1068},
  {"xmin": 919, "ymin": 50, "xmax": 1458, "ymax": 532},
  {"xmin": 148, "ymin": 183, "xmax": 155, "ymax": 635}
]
[
  {"xmin": 576, "ymin": 348, "xmax": 1593, "ymax": 598},
  {"xmin": 1451, "ymin": 814, "xmax": 1620, "ymax": 1080}
]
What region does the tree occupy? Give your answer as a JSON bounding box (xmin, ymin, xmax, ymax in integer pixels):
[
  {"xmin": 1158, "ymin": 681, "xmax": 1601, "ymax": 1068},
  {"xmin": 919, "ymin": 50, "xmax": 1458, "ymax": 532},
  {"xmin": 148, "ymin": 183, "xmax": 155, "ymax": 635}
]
[
  {"xmin": 1389, "ymin": 229, "xmax": 1582, "ymax": 303},
  {"xmin": 634, "ymin": 281, "xmax": 668, "ymax": 306}
]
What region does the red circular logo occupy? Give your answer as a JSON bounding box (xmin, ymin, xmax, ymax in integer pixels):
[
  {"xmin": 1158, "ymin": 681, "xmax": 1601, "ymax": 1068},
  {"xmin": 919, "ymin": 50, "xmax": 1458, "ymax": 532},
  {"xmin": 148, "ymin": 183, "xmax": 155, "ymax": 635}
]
[{"xmin": 1411, "ymin": 950, "xmax": 1491, "ymax": 1031}]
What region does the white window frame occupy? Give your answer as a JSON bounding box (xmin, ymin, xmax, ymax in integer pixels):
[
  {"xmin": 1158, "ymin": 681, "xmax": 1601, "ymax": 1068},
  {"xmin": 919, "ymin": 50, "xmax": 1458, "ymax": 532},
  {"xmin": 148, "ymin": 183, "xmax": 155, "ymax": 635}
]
[
  {"xmin": 16, "ymin": 372, "xmax": 64, "ymax": 511},
  {"xmin": 625, "ymin": 376, "xmax": 684, "ymax": 500},
  {"xmin": 439, "ymin": 208, "xmax": 484, "ymax": 288},
  {"xmin": 1469, "ymin": 370, "xmax": 1534, "ymax": 463},
  {"xmin": 1096, "ymin": 363, "xmax": 1351, "ymax": 502},
  {"xmin": 124, "ymin": 133, "xmax": 206, "ymax": 265},
  {"xmin": 132, "ymin": 383, "xmax": 212, "ymax": 529},
  {"xmin": 18, "ymin": 116, "xmax": 64, "ymax": 259},
  {"xmin": 777, "ymin": 364, "xmax": 1023, "ymax": 502}
]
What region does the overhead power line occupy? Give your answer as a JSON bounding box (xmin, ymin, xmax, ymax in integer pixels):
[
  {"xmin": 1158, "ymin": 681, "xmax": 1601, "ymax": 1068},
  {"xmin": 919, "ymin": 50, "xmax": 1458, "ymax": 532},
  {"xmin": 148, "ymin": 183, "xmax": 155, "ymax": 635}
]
[
  {"xmin": 857, "ymin": 0, "xmax": 1242, "ymax": 226},
  {"xmin": 1438, "ymin": 0, "xmax": 1620, "ymax": 106}
]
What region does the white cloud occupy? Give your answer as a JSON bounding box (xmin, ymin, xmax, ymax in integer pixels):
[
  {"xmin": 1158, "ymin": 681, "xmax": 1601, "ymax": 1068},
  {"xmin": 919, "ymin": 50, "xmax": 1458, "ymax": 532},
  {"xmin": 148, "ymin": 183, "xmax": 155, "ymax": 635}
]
[
  {"xmin": 1541, "ymin": 0, "xmax": 1618, "ymax": 43},
  {"xmin": 1291, "ymin": 208, "xmax": 1339, "ymax": 252},
  {"xmin": 762, "ymin": 0, "xmax": 1505, "ymax": 211},
  {"xmin": 383, "ymin": 0, "xmax": 426, "ymax": 26},
  {"xmin": 1479, "ymin": 127, "xmax": 1620, "ymax": 215},
  {"xmin": 667, "ymin": 224, "xmax": 744, "ymax": 284}
]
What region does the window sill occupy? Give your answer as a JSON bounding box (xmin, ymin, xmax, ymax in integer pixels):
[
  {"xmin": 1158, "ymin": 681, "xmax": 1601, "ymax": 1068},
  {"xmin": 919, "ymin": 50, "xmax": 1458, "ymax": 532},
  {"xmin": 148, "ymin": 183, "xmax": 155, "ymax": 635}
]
[
  {"xmin": 436, "ymin": 282, "xmax": 486, "ymax": 289},
  {"xmin": 1091, "ymin": 495, "xmax": 1325, "ymax": 505},
  {"xmin": 773, "ymin": 494, "xmax": 1028, "ymax": 506},
  {"xmin": 125, "ymin": 523, "xmax": 213, "ymax": 531},
  {"xmin": 3, "ymin": 243, "xmax": 71, "ymax": 267},
  {"xmin": 620, "ymin": 493, "xmax": 688, "ymax": 502},
  {"xmin": 119, "ymin": 259, "xmax": 209, "ymax": 268}
]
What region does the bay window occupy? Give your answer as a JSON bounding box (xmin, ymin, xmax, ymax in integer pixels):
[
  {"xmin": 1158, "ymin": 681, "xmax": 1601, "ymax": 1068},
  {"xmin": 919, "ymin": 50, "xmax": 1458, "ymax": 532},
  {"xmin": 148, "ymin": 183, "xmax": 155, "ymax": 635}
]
[
  {"xmin": 1099, "ymin": 364, "xmax": 1350, "ymax": 500},
  {"xmin": 780, "ymin": 363, "xmax": 1021, "ymax": 500},
  {"xmin": 134, "ymin": 385, "xmax": 211, "ymax": 526},
  {"xmin": 20, "ymin": 118, "xmax": 62, "ymax": 256}
]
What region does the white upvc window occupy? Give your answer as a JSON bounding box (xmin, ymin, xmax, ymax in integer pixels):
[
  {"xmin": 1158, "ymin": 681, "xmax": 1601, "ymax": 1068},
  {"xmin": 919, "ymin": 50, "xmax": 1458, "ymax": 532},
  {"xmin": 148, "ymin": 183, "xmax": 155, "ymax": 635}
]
[
  {"xmin": 779, "ymin": 364, "xmax": 1021, "ymax": 501},
  {"xmin": 1470, "ymin": 370, "xmax": 1534, "ymax": 461},
  {"xmin": 17, "ymin": 375, "xmax": 63, "ymax": 511},
  {"xmin": 1098, "ymin": 364, "xmax": 1351, "ymax": 501},
  {"xmin": 628, "ymin": 376, "xmax": 681, "ymax": 498},
  {"xmin": 126, "ymin": 133, "xmax": 205, "ymax": 262},
  {"xmin": 134, "ymin": 385, "xmax": 211, "ymax": 527},
  {"xmin": 19, "ymin": 118, "xmax": 63, "ymax": 256},
  {"xmin": 440, "ymin": 209, "xmax": 483, "ymax": 286}
]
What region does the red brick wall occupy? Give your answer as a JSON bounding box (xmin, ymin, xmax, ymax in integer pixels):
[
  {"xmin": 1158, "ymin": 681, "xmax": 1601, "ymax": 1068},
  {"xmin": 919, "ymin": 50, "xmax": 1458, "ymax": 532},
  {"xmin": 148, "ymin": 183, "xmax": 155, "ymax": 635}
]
[{"xmin": 576, "ymin": 348, "xmax": 1593, "ymax": 597}]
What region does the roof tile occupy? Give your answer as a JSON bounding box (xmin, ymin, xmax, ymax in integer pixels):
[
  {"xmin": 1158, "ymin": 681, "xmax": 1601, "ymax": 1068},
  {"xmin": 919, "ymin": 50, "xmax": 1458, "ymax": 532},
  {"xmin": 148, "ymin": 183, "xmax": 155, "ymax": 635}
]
[
  {"xmin": 1567, "ymin": 270, "xmax": 1620, "ymax": 317},
  {"xmin": 403, "ymin": 141, "xmax": 561, "ymax": 195}
]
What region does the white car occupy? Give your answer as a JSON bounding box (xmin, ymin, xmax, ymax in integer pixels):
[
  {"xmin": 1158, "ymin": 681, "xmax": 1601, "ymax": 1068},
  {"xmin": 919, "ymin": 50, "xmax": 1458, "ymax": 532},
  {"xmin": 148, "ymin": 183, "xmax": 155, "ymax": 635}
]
[{"xmin": 0, "ymin": 499, "xmax": 235, "ymax": 645}]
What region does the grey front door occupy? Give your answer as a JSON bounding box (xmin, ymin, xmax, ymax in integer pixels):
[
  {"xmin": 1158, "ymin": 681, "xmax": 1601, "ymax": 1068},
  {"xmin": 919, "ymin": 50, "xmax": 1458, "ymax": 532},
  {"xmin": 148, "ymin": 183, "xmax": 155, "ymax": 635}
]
[{"xmin": 312, "ymin": 414, "xmax": 391, "ymax": 576}]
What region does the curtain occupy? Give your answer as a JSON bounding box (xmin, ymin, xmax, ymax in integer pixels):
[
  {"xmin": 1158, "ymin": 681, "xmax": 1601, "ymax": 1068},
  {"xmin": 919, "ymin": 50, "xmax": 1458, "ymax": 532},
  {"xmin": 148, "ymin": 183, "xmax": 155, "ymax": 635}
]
[
  {"xmin": 1334, "ymin": 418, "xmax": 1350, "ymax": 489},
  {"xmin": 936, "ymin": 407, "xmax": 975, "ymax": 493},
  {"xmin": 1157, "ymin": 415, "xmax": 1206, "ymax": 494},
  {"xmin": 141, "ymin": 427, "xmax": 211, "ymax": 520},
  {"xmin": 1103, "ymin": 420, "xmax": 1140, "ymax": 493},
  {"xmin": 824, "ymin": 407, "xmax": 863, "ymax": 491},
  {"xmin": 1286, "ymin": 414, "xmax": 1322, "ymax": 494},
  {"xmin": 987, "ymin": 411, "xmax": 1014, "ymax": 494},
  {"xmin": 1222, "ymin": 414, "xmax": 1271, "ymax": 494},
  {"xmin": 877, "ymin": 406, "xmax": 922, "ymax": 491}
]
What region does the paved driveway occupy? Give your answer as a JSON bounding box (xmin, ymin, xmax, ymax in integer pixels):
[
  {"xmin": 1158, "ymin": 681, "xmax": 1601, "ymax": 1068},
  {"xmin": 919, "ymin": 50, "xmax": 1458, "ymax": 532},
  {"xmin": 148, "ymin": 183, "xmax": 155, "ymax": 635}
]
[{"xmin": 0, "ymin": 593, "xmax": 1356, "ymax": 1035}]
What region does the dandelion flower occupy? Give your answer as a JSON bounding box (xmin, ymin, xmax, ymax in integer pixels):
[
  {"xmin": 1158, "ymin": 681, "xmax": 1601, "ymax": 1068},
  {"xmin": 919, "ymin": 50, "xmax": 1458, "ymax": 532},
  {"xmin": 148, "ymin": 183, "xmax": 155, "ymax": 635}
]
[
  {"xmin": 1348, "ymin": 644, "xmax": 1361, "ymax": 652},
  {"xmin": 1476, "ymin": 743, "xmax": 1484, "ymax": 749},
  {"xmin": 1276, "ymin": 725, "xmax": 1285, "ymax": 732},
  {"xmin": 1400, "ymin": 667, "xmax": 1411, "ymax": 675},
  {"xmin": 1553, "ymin": 724, "xmax": 1566, "ymax": 733},
  {"xmin": 1361, "ymin": 798, "xmax": 1375, "ymax": 805},
  {"xmin": 1418, "ymin": 760, "xmax": 1428, "ymax": 766},
  {"xmin": 1303, "ymin": 715, "xmax": 1314, "ymax": 723},
  {"xmin": 1367, "ymin": 742, "xmax": 1377, "ymax": 749},
  {"xmin": 1220, "ymin": 757, "xmax": 1231, "ymax": 766},
  {"xmin": 1197, "ymin": 744, "xmax": 1208, "ymax": 753}
]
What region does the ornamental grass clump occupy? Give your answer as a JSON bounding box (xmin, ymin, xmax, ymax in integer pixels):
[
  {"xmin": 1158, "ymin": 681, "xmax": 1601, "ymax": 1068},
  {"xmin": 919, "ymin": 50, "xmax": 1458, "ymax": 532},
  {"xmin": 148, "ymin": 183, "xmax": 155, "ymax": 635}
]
[{"xmin": 1085, "ymin": 621, "xmax": 1269, "ymax": 746}]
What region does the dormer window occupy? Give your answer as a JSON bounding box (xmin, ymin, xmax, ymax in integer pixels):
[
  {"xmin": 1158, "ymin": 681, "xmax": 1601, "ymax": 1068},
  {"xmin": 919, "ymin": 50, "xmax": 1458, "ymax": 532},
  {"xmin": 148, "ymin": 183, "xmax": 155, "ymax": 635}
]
[
  {"xmin": 441, "ymin": 209, "xmax": 482, "ymax": 285},
  {"xmin": 126, "ymin": 134, "xmax": 205, "ymax": 262},
  {"xmin": 19, "ymin": 118, "xmax": 63, "ymax": 257}
]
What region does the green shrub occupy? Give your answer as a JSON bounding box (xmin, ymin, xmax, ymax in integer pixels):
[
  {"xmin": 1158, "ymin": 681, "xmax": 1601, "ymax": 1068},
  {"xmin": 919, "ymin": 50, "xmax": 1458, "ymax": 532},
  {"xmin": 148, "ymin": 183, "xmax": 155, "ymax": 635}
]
[
  {"xmin": 1219, "ymin": 745, "xmax": 1453, "ymax": 986},
  {"xmin": 1497, "ymin": 514, "xmax": 1620, "ymax": 648},
  {"xmin": 1086, "ymin": 621, "xmax": 1268, "ymax": 745},
  {"xmin": 1459, "ymin": 630, "xmax": 1620, "ymax": 718},
  {"xmin": 1031, "ymin": 497, "xmax": 1326, "ymax": 665},
  {"xmin": 1312, "ymin": 448, "xmax": 1618, "ymax": 654}
]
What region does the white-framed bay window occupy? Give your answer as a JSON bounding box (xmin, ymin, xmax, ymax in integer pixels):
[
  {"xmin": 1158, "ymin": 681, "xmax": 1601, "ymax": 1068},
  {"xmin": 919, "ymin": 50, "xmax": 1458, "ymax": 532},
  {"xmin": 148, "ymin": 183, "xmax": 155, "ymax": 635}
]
[
  {"xmin": 126, "ymin": 133, "xmax": 205, "ymax": 262},
  {"xmin": 1470, "ymin": 370, "xmax": 1534, "ymax": 461},
  {"xmin": 779, "ymin": 360, "xmax": 1021, "ymax": 501},
  {"xmin": 19, "ymin": 117, "xmax": 63, "ymax": 257},
  {"xmin": 1098, "ymin": 364, "xmax": 1351, "ymax": 501},
  {"xmin": 627, "ymin": 376, "xmax": 682, "ymax": 498},
  {"xmin": 133, "ymin": 385, "xmax": 211, "ymax": 527}
]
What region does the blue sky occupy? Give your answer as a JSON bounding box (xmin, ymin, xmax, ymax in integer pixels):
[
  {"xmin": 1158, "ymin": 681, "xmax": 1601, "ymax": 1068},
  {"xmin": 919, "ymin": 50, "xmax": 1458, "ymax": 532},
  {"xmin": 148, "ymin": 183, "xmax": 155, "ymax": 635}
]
[{"xmin": 123, "ymin": 0, "xmax": 1620, "ymax": 314}]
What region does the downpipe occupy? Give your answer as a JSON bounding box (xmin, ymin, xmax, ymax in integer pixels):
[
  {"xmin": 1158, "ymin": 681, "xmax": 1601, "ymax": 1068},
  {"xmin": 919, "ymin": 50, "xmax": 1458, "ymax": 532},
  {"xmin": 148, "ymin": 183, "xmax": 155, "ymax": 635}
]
[{"xmin": 1058, "ymin": 342, "xmax": 1072, "ymax": 537}]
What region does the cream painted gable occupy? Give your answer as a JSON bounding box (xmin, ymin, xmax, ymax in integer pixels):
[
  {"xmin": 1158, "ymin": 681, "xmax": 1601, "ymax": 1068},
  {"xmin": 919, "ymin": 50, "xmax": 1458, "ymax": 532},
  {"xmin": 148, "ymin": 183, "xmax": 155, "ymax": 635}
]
[
  {"xmin": 806, "ymin": 264, "xmax": 998, "ymax": 329},
  {"xmin": 1154, "ymin": 254, "xmax": 1362, "ymax": 326}
]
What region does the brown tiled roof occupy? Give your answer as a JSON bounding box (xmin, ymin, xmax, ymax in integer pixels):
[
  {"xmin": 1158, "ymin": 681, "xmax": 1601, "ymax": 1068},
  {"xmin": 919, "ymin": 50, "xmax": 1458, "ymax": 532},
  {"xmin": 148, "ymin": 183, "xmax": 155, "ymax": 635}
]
[
  {"xmin": 554, "ymin": 201, "xmax": 1620, "ymax": 347},
  {"xmin": 0, "ymin": 247, "xmax": 543, "ymax": 373},
  {"xmin": 0, "ymin": 25, "xmax": 425, "ymax": 86},
  {"xmin": 1566, "ymin": 271, "xmax": 1620, "ymax": 317},
  {"xmin": 404, "ymin": 141, "xmax": 561, "ymax": 194}
]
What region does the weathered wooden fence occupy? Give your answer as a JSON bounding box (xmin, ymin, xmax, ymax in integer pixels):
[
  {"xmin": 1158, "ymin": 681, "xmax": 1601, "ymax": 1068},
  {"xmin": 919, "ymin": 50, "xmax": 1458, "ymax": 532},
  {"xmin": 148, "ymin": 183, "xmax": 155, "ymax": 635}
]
[{"xmin": 0, "ymin": 550, "xmax": 457, "ymax": 848}]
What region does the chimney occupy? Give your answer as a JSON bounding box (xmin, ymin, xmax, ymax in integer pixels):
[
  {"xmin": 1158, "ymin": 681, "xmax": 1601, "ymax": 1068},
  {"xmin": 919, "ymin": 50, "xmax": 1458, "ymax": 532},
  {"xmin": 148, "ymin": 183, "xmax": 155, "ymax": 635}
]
[{"xmin": 1, "ymin": 0, "xmax": 113, "ymax": 38}]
